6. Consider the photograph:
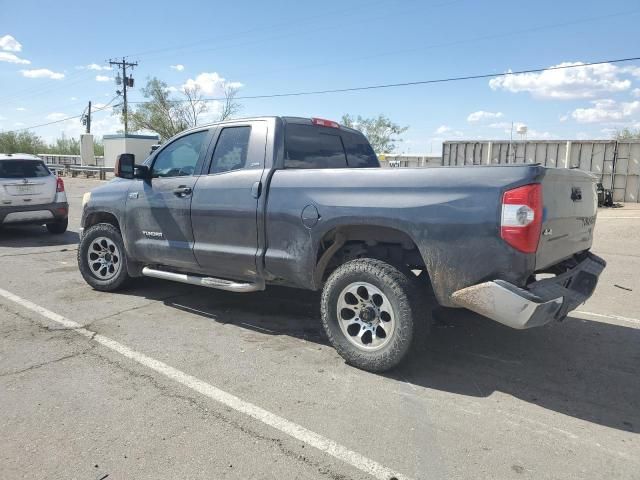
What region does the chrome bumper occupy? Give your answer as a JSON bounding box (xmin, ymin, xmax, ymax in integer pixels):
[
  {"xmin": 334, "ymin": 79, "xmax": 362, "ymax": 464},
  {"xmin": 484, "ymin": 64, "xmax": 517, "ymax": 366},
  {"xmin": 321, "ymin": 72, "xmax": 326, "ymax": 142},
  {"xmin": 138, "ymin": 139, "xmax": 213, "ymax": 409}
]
[{"xmin": 451, "ymin": 253, "xmax": 606, "ymax": 329}]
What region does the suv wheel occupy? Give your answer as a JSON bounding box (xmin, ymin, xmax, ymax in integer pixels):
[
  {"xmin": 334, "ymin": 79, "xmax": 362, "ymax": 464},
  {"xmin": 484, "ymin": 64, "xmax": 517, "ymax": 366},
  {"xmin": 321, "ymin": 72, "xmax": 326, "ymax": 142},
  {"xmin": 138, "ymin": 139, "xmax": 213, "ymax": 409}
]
[
  {"xmin": 46, "ymin": 218, "xmax": 68, "ymax": 234},
  {"xmin": 321, "ymin": 258, "xmax": 431, "ymax": 372},
  {"xmin": 78, "ymin": 223, "xmax": 131, "ymax": 291}
]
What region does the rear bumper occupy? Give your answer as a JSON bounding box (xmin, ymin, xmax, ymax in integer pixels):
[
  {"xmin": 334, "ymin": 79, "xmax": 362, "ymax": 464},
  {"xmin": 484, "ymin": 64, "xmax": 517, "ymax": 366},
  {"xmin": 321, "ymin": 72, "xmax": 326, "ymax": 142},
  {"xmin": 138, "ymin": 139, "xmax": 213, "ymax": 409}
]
[
  {"xmin": 451, "ymin": 252, "xmax": 606, "ymax": 329},
  {"xmin": 0, "ymin": 201, "xmax": 68, "ymax": 225}
]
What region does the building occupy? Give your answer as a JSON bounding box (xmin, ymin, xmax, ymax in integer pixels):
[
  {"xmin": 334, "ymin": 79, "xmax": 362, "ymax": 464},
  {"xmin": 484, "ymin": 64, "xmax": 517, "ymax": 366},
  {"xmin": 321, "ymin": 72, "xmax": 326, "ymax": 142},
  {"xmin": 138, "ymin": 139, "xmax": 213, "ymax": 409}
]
[{"xmin": 103, "ymin": 134, "xmax": 159, "ymax": 169}]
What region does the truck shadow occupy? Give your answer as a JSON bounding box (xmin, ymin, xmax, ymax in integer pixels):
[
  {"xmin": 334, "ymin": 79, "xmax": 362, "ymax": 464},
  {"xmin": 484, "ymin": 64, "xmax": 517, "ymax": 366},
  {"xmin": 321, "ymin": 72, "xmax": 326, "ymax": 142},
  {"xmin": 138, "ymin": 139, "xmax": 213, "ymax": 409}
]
[
  {"xmin": 124, "ymin": 280, "xmax": 639, "ymax": 434},
  {"xmin": 393, "ymin": 308, "xmax": 640, "ymax": 434}
]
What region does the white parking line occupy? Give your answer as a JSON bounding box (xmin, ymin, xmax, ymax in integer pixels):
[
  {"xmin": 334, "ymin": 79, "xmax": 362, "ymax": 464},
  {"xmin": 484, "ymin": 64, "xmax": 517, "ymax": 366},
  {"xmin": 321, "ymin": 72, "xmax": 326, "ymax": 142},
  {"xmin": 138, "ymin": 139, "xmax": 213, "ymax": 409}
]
[
  {"xmin": 0, "ymin": 287, "xmax": 411, "ymax": 480},
  {"xmin": 574, "ymin": 310, "xmax": 640, "ymax": 326},
  {"xmin": 596, "ymin": 216, "xmax": 640, "ymax": 219}
]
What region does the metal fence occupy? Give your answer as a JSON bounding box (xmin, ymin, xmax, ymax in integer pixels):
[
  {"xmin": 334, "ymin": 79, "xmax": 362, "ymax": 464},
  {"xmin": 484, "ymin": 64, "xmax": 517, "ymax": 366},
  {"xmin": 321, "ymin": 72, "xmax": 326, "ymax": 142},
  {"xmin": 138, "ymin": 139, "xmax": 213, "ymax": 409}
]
[
  {"xmin": 442, "ymin": 140, "xmax": 640, "ymax": 202},
  {"xmin": 38, "ymin": 154, "xmax": 105, "ymax": 166}
]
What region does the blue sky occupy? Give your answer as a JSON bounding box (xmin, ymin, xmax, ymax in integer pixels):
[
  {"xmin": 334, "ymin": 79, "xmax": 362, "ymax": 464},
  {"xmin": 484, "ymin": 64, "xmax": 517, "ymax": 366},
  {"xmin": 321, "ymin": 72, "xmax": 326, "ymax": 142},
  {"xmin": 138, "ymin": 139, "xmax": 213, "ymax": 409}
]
[{"xmin": 1, "ymin": 0, "xmax": 639, "ymax": 153}]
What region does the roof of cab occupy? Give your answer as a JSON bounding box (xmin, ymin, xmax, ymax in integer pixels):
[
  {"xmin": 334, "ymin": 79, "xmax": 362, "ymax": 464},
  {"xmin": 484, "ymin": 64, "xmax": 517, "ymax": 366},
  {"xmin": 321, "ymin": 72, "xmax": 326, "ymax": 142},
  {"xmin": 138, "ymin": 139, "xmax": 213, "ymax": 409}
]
[
  {"xmin": 0, "ymin": 153, "xmax": 43, "ymax": 161},
  {"xmin": 179, "ymin": 116, "xmax": 362, "ymax": 136}
]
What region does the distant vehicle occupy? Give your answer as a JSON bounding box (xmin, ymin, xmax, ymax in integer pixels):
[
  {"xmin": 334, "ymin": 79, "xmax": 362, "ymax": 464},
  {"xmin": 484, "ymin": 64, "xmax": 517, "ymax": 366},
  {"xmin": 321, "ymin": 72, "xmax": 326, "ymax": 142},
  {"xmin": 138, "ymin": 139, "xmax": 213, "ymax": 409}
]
[
  {"xmin": 0, "ymin": 153, "xmax": 69, "ymax": 234},
  {"xmin": 77, "ymin": 116, "xmax": 605, "ymax": 372}
]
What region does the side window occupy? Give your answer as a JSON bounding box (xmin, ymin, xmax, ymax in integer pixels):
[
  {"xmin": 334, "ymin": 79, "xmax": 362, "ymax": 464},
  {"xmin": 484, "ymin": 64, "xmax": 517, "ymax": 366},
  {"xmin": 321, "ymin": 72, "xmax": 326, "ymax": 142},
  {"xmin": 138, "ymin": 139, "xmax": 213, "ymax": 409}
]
[
  {"xmin": 284, "ymin": 124, "xmax": 347, "ymax": 169},
  {"xmin": 152, "ymin": 130, "xmax": 207, "ymax": 178},
  {"xmin": 342, "ymin": 131, "xmax": 379, "ymax": 168},
  {"xmin": 209, "ymin": 126, "xmax": 252, "ymax": 174}
]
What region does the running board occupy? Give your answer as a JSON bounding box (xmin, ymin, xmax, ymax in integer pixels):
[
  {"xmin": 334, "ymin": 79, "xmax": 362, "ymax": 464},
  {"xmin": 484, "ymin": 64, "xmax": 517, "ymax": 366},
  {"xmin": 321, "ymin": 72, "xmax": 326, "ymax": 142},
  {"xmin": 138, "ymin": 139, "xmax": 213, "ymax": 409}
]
[{"xmin": 141, "ymin": 267, "xmax": 264, "ymax": 293}]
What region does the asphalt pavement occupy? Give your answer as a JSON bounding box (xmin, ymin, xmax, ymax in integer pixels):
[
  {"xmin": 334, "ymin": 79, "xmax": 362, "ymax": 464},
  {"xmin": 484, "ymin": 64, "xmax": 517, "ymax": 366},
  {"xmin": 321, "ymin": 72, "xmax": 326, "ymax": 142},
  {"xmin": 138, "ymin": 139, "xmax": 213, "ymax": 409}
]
[{"xmin": 0, "ymin": 177, "xmax": 638, "ymax": 480}]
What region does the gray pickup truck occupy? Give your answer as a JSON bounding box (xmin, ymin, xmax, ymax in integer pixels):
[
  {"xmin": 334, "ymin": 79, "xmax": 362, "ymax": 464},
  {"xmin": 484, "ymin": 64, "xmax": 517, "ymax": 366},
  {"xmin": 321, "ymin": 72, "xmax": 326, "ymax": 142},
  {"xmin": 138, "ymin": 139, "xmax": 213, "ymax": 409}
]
[{"xmin": 78, "ymin": 116, "xmax": 605, "ymax": 371}]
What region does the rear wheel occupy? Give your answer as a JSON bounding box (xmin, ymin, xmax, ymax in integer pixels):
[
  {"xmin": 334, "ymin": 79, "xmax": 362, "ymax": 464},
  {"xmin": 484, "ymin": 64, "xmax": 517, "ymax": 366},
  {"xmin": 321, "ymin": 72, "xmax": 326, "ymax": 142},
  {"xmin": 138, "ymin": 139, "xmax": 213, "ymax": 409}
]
[
  {"xmin": 321, "ymin": 258, "xmax": 431, "ymax": 372},
  {"xmin": 78, "ymin": 223, "xmax": 131, "ymax": 291},
  {"xmin": 46, "ymin": 218, "xmax": 68, "ymax": 234}
]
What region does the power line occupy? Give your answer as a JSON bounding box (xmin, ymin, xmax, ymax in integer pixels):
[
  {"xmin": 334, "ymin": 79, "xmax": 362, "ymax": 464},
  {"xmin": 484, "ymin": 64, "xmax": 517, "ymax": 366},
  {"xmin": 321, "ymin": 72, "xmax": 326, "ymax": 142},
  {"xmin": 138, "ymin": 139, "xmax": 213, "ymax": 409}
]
[
  {"xmin": 2, "ymin": 98, "xmax": 121, "ymax": 134},
  {"xmin": 128, "ymin": 55, "xmax": 640, "ymax": 105},
  {"xmin": 252, "ymin": 8, "xmax": 640, "ymax": 80},
  {"xmin": 123, "ymin": 0, "xmax": 426, "ymax": 60},
  {"xmin": 5, "ymin": 56, "xmax": 639, "ymax": 133}
]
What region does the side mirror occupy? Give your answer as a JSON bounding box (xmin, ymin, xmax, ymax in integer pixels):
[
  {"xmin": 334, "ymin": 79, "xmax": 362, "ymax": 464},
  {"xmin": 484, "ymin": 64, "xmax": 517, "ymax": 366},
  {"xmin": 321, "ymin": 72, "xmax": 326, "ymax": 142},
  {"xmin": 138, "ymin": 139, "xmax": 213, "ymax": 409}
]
[{"xmin": 115, "ymin": 153, "xmax": 135, "ymax": 179}]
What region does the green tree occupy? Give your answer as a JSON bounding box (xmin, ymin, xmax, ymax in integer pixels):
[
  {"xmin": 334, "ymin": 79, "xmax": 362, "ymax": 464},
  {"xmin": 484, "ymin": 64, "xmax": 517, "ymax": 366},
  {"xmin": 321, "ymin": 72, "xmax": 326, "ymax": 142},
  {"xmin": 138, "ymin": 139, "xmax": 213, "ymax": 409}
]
[
  {"xmin": 0, "ymin": 131, "xmax": 47, "ymax": 154},
  {"xmin": 612, "ymin": 128, "xmax": 640, "ymax": 140},
  {"xmin": 341, "ymin": 114, "xmax": 408, "ymax": 154},
  {"xmin": 128, "ymin": 78, "xmax": 189, "ymax": 141},
  {"xmin": 47, "ymin": 133, "xmax": 80, "ymax": 155},
  {"xmin": 93, "ymin": 138, "xmax": 104, "ymax": 156}
]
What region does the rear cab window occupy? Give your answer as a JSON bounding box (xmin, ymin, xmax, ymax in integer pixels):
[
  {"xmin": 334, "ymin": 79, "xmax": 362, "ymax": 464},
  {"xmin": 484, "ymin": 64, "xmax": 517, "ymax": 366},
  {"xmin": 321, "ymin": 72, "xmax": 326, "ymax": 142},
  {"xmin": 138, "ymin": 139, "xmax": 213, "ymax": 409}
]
[
  {"xmin": 0, "ymin": 159, "xmax": 51, "ymax": 178},
  {"xmin": 284, "ymin": 122, "xmax": 379, "ymax": 169}
]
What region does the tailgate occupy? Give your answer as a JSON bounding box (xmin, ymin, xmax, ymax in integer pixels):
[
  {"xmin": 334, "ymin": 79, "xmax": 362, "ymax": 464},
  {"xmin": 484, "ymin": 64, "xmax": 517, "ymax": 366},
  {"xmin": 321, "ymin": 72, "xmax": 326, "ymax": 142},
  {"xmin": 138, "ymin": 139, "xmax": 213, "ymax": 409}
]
[{"xmin": 536, "ymin": 168, "xmax": 598, "ymax": 270}]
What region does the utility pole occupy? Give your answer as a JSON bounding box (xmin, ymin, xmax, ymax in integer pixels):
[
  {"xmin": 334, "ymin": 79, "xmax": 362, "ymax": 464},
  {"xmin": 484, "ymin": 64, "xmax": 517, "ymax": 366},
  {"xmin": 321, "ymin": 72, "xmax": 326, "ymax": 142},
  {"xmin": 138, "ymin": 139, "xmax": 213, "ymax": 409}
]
[
  {"xmin": 109, "ymin": 57, "xmax": 138, "ymax": 135},
  {"xmin": 86, "ymin": 101, "xmax": 91, "ymax": 133}
]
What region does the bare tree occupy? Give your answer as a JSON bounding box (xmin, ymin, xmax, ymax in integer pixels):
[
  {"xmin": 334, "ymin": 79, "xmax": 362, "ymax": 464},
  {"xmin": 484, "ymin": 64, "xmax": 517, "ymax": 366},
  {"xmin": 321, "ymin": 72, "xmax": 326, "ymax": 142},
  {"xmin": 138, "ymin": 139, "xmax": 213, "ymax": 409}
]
[
  {"xmin": 129, "ymin": 77, "xmax": 243, "ymax": 141},
  {"xmin": 181, "ymin": 84, "xmax": 208, "ymax": 127},
  {"xmin": 218, "ymin": 84, "xmax": 242, "ymax": 121}
]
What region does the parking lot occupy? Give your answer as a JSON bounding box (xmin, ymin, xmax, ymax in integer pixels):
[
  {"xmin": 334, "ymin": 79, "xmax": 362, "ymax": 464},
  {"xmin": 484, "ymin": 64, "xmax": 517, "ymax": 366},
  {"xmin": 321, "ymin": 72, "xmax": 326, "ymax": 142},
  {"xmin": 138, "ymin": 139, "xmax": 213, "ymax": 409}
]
[{"xmin": 1, "ymin": 177, "xmax": 638, "ymax": 480}]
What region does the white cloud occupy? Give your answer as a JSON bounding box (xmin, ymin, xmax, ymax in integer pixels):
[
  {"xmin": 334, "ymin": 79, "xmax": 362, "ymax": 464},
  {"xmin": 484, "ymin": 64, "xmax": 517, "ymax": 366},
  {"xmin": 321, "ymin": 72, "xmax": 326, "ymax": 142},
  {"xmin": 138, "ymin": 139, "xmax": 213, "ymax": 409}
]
[
  {"xmin": 527, "ymin": 129, "xmax": 555, "ymax": 140},
  {"xmin": 70, "ymin": 96, "xmax": 78, "ymax": 101},
  {"xmin": 16, "ymin": 107, "xmax": 26, "ymax": 111},
  {"xmin": 0, "ymin": 34, "xmax": 22, "ymax": 52},
  {"xmin": 87, "ymin": 63, "xmax": 111, "ymax": 71},
  {"xmin": 488, "ymin": 121, "xmax": 511, "ymax": 129},
  {"xmin": 434, "ymin": 125, "xmax": 463, "ymax": 137},
  {"xmin": 182, "ymin": 72, "xmax": 242, "ymax": 96},
  {"xmin": 46, "ymin": 112, "xmax": 68, "ymax": 121},
  {"xmin": 0, "ymin": 52, "xmax": 30, "ymax": 64},
  {"xmin": 21, "ymin": 68, "xmax": 64, "ymax": 79},
  {"xmin": 571, "ymin": 98, "xmax": 640, "ymax": 123},
  {"xmin": 95, "ymin": 75, "xmax": 111, "ymax": 82},
  {"xmin": 633, "ymin": 88, "xmax": 640, "ymax": 98},
  {"xmin": 167, "ymin": 85, "xmax": 180, "ymax": 93},
  {"xmin": 489, "ymin": 62, "xmax": 633, "ymax": 100},
  {"xmin": 467, "ymin": 110, "xmax": 503, "ymax": 123},
  {"xmin": 14, "ymin": 122, "xmax": 24, "ymax": 126},
  {"xmin": 170, "ymin": 64, "xmax": 185, "ymax": 71}
]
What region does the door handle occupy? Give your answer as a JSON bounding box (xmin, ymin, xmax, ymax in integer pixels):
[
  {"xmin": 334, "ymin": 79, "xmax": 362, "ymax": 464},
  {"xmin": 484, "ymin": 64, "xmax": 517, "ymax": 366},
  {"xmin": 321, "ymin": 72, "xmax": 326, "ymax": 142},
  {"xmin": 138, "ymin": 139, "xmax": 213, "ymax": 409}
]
[{"xmin": 173, "ymin": 186, "xmax": 192, "ymax": 197}]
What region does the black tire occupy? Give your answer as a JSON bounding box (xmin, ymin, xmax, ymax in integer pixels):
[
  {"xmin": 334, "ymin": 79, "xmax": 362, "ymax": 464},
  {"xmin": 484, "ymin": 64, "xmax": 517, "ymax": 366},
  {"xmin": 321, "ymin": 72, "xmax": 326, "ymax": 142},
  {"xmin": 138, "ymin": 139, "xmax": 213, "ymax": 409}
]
[
  {"xmin": 46, "ymin": 218, "xmax": 68, "ymax": 234},
  {"xmin": 321, "ymin": 258, "xmax": 431, "ymax": 372},
  {"xmin": 78, "ymin": 223, "xmax": 132, "ymax": 291}
]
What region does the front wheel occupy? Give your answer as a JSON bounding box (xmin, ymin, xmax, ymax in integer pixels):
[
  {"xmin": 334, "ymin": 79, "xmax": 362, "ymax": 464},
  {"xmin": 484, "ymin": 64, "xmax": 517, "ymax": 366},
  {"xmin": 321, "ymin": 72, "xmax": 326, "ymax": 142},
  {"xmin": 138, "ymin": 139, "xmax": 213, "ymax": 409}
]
[
  {"xmin": 321, "ymin": 258, "xmax": 430, "ymax": 372},
  {"xmin": 78, "ymin": 223, "xmax": 132, "ymax": 291}
]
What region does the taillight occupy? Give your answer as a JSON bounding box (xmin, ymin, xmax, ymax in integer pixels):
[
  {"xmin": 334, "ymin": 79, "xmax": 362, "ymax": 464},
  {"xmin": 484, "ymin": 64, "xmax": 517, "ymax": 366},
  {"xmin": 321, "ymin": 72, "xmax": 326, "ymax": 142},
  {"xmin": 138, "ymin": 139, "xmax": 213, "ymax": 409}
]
[
  {"xmin": 56, "ymin": 177, "xmax": 65, "ymax": 192},
  {"xmin": 501, "ymin": 183, "xmax": 542, "ymax": 253},
  {"xmin": 311, "ymin": 117, "xmax": 340, "ymax": 128}
]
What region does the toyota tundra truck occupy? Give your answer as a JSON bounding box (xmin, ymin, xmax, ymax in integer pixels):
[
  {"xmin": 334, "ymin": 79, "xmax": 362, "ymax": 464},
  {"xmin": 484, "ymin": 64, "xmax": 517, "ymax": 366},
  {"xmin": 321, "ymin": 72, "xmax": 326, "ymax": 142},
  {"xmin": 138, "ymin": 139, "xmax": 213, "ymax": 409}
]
[{"xmin": 77, "ymin": 116, "xmax": 605, "ymax": 372}]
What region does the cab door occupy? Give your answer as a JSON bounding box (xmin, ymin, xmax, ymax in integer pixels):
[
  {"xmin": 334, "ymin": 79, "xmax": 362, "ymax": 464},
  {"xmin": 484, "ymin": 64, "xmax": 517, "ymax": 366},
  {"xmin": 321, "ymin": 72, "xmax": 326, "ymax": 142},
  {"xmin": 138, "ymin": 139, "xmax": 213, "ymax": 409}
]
[
  {"xmin": 124, "ymin": 129, "xmax": 210, "ymax": 269},
  {"xmin": 191, "ymin": 121, "xmax": 267, "ymax": 281}
]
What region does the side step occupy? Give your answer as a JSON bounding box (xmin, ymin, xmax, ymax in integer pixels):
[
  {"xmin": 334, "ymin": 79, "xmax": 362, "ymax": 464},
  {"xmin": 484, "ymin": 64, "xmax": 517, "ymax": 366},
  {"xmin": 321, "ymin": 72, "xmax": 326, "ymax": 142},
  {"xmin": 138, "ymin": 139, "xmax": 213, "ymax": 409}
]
[{"xmin": 141, "ymin": 267, "xmax": 264, "ymax": 293}]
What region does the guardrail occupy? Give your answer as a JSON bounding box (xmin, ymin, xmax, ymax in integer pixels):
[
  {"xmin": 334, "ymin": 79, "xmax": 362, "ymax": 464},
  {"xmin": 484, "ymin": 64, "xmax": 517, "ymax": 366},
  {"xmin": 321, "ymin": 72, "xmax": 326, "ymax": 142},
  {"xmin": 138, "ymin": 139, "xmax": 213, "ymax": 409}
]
[
  {"xmin": 48, "ymin": 164, "xmax": 113, "ymax": 180},
  {"xmin": 69, "ymin": 166, "xmax": 113, "ymax": 181}
]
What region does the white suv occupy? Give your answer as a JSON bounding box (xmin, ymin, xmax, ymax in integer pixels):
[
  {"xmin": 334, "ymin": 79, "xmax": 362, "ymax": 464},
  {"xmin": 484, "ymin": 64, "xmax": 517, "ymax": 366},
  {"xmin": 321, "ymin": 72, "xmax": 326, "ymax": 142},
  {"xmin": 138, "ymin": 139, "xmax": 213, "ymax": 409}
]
[{"xmin": 0, "ymin": 153, "xmax": 69, "ymax": 234}]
